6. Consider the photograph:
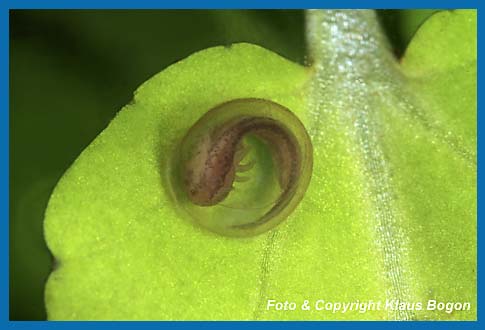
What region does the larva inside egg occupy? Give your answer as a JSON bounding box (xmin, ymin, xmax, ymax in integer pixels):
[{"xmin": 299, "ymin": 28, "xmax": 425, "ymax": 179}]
[{"xmin": 167, "ymin": 98, "xmax": 313, "ymax": 237}]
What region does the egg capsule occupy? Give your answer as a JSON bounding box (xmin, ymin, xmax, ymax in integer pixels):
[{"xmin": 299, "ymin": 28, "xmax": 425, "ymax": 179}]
[{"xmin": 169, "ymin": 98, "xmax": 313, "ymax": 237}]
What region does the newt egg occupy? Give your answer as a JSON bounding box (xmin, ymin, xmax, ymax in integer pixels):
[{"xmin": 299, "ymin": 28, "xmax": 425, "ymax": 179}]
[{"xmin": 169, "ymin": 98, "xmax": 313, "ymax": 237}]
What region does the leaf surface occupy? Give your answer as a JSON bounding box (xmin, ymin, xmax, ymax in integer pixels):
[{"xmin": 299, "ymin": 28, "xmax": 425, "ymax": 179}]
[{"xmin": 45, "ymin": 10, "xmax": 476, "ymax": 320}]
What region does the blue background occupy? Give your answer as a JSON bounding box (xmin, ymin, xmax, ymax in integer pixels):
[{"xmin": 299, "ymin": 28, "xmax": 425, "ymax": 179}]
[{"xmin": 2, "ymin": 0, "xmax": 480, "ymax": 327}]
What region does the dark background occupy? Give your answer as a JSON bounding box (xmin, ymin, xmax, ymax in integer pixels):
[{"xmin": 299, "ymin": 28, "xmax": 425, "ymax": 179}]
[{"xmin": 9, "ymin": 9, "xmax": 436, "ymax": 320}]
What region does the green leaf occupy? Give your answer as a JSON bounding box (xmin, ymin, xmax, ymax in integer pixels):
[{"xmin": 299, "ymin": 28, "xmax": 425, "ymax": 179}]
[
  {"xmin": 378, "ymin": 9, "xmax": 439, "ymax": 56},
  {"xmin": 10, "ymin": 10, "xmax": 305, "ymax": 320},
  {"xmin": 44, "ymin": 10, "xmax": 476, "ymax": 320},
  {"xmin": 44, "ymin": 43, "xmax": 310, "ymax": 320},
  {"xmin": 393, "ymin": 9, "xmax": 477, "ymax": 319}
]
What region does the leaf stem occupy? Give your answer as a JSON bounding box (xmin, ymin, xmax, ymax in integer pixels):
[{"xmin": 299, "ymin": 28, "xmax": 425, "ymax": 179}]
[
  {"xmin": 305, "ymin": 10, "xmax": 415, "ymax": 321},
  {"xmin": 306, "ymin": 10, "xmax": 396, "ymax": 78}
]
